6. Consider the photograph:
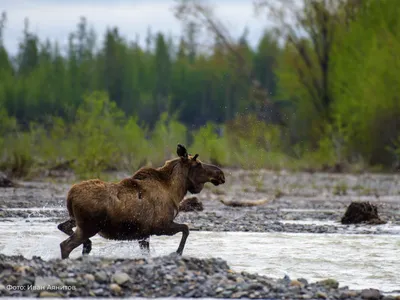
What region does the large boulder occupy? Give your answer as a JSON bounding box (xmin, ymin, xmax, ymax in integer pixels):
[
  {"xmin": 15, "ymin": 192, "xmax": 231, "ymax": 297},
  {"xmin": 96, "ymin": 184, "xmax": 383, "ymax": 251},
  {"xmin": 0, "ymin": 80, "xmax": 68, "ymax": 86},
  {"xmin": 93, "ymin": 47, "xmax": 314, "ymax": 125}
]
[
  {"xmin": 0, "ymin": 172, "xmax": 14, "ymax": 188},
  {"xmin": 341, "ymin": 201, "xmax": 386, "ymax": 225}
]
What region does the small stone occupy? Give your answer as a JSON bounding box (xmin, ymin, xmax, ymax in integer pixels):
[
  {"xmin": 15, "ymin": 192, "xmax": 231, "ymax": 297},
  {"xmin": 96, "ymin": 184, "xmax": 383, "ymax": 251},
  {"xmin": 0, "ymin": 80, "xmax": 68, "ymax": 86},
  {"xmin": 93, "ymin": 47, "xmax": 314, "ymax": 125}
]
[
  {"xmin": 112, "ymin": 272, "xmax": 131, "ymax": 285},
  {"xmin": 236, "ymin": 277, "xmax": 245, "ymax": 283},
  {"xmin": 317, "ymin": 278, "xmax": 339, "ymax": 289},
  {"xmin": 14, "ymin": 266, "xmax": 31, "ymax": 273},
  {"xmin": 316, "ymin": 291, "xmax": 328, "ymax": 299},
  {"xmin": 340, "ymin": 290, "xmax": 358, "ymax": 299},
  {"xmin": 92, "ymin": 288, "xmax": 105, "ymax": 296},
  {"xmin": 164, "ymin": 274, "xmax": 173, "ymax": 281},
  {"xmin": 0, "ymin": 284, "xmax": 5, "ymax": 291},
  {"xmin": 95, "ymin": 271, "xmax": 108, "ymax": 282},
  {"xmin": 109, "ymin": 283, "xmax": 121, "ymax": 293},
  {"xmin": 0, "ymin": 172, "xmax": 14, "ymax": 187},
  {"xmin": 34, "ymin": 276, "xmax": 63, "ymax": 287},
  {"xmin": 222, "ymin": 290, "xmax": 233, "ymax": 297},
  {"xmin": 39, "ymin": 291, "xmax": 61, "ymax": 298},
  {"xmin": 215, "ymin": 287, "xmax": 224, "ymax": 293},
  {"xmin": 361, "ymin": 288, "xmax": 381, "ymax": 300},
  {"xmin": 84, "ymin": 274, "xmax": 95, "ymax": 281},
  {"xmin": 63, "ymin": 278, "xmax": 78, "ymax": 286},
  {"xmin": 298, "ymin": 278, "xmax": 309, "ymax": 286},
  {"xmin": 290, "ymin": 280, "xmax": 304, "ymax": 287}
]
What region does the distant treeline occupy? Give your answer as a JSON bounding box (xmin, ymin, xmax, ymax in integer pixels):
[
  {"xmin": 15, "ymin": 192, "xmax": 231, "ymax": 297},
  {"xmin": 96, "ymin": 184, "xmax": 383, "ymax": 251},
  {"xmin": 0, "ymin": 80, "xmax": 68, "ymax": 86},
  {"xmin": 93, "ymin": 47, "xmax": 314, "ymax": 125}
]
[{"xmin": 0, "ymin": 13, "xmax": 279, "ymax": 128}]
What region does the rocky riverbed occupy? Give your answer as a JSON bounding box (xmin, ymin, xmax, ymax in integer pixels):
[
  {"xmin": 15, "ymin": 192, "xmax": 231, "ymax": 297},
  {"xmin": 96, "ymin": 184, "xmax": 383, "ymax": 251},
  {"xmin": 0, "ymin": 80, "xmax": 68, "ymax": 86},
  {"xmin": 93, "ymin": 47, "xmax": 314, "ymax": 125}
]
[
  {"xmin": 0, "ymin": 253, "xmax": 395, "ymax": 299},
  {"xmin": 1, "ymin": 169, "xmax": 400, "ymax": 234},
  {"xmin": 1, "ymin": 169, "xmax": 400, "ymax": 298}
]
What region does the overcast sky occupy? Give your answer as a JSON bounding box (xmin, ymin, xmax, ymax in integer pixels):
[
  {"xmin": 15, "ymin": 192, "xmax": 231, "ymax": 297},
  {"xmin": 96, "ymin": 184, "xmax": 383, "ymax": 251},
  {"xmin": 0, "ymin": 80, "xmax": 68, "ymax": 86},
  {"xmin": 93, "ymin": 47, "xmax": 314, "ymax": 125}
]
[{"xmin": 1, "ymin": 0, "xmax": 274, "ymax": 55}]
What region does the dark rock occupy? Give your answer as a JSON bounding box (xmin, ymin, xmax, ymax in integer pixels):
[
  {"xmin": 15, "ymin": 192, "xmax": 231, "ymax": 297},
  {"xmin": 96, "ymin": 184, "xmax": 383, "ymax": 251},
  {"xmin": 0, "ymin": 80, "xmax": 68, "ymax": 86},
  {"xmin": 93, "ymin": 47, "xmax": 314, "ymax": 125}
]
[
  {"xmin": 361, "ymin": 288, "xmax": 382, "ymax": 300},
  {"xmin": 0, "ymin": 172, "xmax": 14, "ymax": 188},
  {"xmin": 179, "ymin": 197, "xmax": 203, "ymax": 212},
  {"xmin": 317, "ymin": 278, "xmax": 339, "ymax": 289},
  {"xmin": 341, "ymin": 201, "xmax": 386, "ymax": 225}
]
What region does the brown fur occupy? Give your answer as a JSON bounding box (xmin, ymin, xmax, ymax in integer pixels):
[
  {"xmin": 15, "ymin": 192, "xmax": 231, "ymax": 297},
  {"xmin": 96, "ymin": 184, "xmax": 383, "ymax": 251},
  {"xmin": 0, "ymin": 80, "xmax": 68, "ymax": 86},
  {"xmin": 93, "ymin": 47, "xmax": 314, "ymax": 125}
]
[{"xmin": 57, "ymin": 144, "xmax": 225, "ymax": 259}]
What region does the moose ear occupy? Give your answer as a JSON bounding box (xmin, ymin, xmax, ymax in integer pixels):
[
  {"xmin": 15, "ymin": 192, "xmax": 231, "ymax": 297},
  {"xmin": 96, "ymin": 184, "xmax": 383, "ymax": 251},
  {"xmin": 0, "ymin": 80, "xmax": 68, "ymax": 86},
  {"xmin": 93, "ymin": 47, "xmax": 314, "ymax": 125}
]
[{"xmin": 177, "ymin": 144, "xmax": 188, "ymax": 159}]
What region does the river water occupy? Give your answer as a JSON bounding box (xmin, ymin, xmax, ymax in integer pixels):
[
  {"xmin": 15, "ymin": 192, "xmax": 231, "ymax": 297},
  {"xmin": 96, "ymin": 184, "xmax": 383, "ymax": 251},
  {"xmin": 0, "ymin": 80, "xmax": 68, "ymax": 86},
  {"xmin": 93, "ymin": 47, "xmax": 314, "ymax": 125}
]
[{"xmin": 0, "ymin": 218, "xmax": 399, "ymax": 293}]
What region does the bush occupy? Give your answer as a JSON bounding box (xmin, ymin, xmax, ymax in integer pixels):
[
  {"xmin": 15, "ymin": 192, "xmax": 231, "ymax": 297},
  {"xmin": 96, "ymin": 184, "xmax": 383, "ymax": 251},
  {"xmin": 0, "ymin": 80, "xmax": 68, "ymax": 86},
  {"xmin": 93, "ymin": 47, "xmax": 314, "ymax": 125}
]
[{"xmin": 70, "ymin": 91, "xmax": 123, "ymax": 178}]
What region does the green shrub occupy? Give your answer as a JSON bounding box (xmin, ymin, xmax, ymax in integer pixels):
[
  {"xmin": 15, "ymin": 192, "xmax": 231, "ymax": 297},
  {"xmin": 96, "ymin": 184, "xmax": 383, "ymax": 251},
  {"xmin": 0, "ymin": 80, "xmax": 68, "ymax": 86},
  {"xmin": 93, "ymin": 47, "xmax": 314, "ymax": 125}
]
[
  {"xmin": 116, "ymin": 116, "xmax": 149, "ymax": 172},
  {"xmin": 149, "ymin": 112, "xmax": 188, "ymax": 166},
  {"xmin": 190, "ymin": 123, "xmax": 229, "ymax": 166},
  {"xmin": 70, "ymin": 91, "xmax": 123, "ymax": 178}
]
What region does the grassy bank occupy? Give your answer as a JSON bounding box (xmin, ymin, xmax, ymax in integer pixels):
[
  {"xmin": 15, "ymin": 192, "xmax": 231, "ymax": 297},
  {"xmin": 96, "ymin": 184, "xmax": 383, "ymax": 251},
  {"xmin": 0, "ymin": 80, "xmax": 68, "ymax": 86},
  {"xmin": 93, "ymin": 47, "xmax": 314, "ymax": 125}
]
[{"xmin": 0, "ymin": 92, "xmax": 381, "ymax": 180}]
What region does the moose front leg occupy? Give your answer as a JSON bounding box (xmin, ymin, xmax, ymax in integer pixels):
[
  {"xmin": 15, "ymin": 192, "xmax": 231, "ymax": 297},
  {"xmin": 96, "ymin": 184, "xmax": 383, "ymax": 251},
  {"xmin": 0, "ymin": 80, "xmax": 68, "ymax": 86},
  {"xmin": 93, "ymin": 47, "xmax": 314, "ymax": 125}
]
[{"xmin": 158, "ymin": 222, "xmax": 189, "ymax": 255}]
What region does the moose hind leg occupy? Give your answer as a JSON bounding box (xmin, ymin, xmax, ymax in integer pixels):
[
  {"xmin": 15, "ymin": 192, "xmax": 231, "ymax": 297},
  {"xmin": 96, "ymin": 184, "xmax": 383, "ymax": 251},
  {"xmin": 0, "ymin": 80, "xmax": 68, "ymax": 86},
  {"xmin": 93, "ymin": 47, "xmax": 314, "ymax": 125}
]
[
  {"xmin": 57, "ymin": 219, "xmax": 76, "ymax": 236},
  {"xmin": 160, "ymin": 222, "xmax": 189, "ymax": 255},
  {"xmin": 58, "ymin": 219, "xmax": 92, "ymax": 255},
  {"xmin": 60, "ymin": 227, "xmax": 97, "ymax": 259}
]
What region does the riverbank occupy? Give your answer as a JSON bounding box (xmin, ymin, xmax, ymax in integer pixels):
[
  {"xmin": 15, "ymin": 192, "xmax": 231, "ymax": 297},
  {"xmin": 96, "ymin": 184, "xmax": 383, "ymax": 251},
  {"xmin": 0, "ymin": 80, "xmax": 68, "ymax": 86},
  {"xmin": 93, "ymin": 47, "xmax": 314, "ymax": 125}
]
[
  {"xmin": 1, "ymin": 253, "xmax": 395, "ymax": 299},
  {"xmin": 1, "ymin": 169, "xmax": 399, "ymax": 234}
]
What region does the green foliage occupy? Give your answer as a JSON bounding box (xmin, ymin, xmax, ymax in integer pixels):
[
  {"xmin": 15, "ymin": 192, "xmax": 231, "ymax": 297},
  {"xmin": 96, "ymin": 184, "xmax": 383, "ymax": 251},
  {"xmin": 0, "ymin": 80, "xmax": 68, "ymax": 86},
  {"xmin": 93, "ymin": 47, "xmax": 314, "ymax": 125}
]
[
  {"xmin": 70, "ymin": 91, "xmax": 123, "ymax": 178},
  {"xmin": 115, "ymin": 116, "xmax": 149, "ymax": 172},
  {"xmin": 330, "ymin": 0, "xmax": 400, "ymax": 166},
  {"xmin": 191, "ymin": 123, "xmax": 229, "ymax": 166},
  {"xmin": 149, "ymin": 112, "xmax": 188, "ymax": 166},
  {"xmin": 1, "ymin": 132, "xmax": 34, "ymax": 178}
]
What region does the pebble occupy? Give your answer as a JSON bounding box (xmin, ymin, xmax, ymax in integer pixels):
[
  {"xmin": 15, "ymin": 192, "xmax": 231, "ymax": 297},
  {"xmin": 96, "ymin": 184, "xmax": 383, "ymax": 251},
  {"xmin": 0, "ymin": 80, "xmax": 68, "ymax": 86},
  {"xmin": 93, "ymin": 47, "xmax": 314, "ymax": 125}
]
[
  {"xmin": 290, "ymin": 279, "xmax": 304, "ymax": 287},
  {"xmin": 34, "ymin": 276, "xmax": 63, "ymax": 287},
  {"xmin": 112, "ymin": 272, "xmax": 131, "ymax": 285},
  {"xmin": 39, "ymin": 291, "xmax": 61, "ymax": 298},
  {"xmin": 316, "ymin": 291, "xmax": 328, "ymax": 299},
  {"xmin": 109, "ymin": 283, "xmax": 121, "ymax": 293},
  {"xmin": 361, "ymin": 288, "xmax": 382, "ymax": 300},
  {"xmin": 94, "ymin": 271, "xmax": 108, "ymax": 282},
  {"xmin": 84, "ymin": 274, "xmax": 95, "ymax": 281},
  {"xmin": 318, "ymin": 278, "xmax": 339, "ymax": 289}
]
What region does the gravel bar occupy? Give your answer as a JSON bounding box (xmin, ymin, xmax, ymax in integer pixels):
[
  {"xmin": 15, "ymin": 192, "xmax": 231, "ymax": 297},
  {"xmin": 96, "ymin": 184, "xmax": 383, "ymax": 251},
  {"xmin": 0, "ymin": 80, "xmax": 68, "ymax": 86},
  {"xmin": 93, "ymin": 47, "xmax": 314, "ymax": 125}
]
[{"xmin": 0, "ymin": 253, "xmax": 394, "ymax": 299}]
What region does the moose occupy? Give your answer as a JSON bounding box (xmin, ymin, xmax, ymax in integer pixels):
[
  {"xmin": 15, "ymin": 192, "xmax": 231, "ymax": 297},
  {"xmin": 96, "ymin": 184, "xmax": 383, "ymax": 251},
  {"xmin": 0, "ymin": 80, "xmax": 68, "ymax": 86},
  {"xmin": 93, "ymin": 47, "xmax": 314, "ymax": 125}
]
[{"xmin": 57, "ymin": 144, "xmax": 225, "ymax": 259}]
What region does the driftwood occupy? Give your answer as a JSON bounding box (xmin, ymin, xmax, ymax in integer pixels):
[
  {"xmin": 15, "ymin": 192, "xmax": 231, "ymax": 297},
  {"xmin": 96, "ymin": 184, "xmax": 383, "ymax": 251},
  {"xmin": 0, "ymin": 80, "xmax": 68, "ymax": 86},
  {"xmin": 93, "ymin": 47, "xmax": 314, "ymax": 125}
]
[
  {"xmin": 0, "ymin": 172, "xmax": 14, "ymax": 188},
  {"xmin": 341, "ymin": 201, "xmax": 386, "ymax": 225},
  {"xmin": 179, "ymin": 197, "xmax": 204, "ymax": 212},
  {"xmin": 219, "ymin": 198, "xmax": 270, "ymax": 207}
]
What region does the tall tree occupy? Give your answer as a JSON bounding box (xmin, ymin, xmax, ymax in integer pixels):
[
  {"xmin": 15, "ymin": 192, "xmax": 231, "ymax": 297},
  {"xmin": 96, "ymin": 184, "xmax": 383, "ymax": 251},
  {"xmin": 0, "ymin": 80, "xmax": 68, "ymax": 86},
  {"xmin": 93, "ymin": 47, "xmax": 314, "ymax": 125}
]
[
  {"xmin": 17, "ymin": 18, "xmax": 39, "ymax": 76},
  {"xmin": 154, "ymin": 33, "xmax": 171, "ymax": 115}
]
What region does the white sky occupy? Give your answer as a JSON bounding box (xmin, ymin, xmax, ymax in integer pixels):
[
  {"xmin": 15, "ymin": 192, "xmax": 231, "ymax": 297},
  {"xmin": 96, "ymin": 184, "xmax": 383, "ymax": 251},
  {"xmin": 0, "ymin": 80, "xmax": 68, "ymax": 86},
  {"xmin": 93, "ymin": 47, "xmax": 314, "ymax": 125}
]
[{"xmin": 1, "ymin": 0, "xmax": 274, "ymax": 55}]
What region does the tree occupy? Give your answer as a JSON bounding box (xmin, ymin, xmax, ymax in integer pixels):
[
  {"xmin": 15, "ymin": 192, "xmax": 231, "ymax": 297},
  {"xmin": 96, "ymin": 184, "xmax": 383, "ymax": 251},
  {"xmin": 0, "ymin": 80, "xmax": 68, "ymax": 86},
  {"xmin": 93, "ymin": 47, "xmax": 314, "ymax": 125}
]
[
  {"xmin": 154, "ymin": 33, "xmax": 171, "ymax": 115},
  {"xmin": 17, "ymin": 18, "xmax": 39, "ymax": 76},
  {"xmin": 174, "ymin": 0, "xmax": 284, "ymax": 125}
]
